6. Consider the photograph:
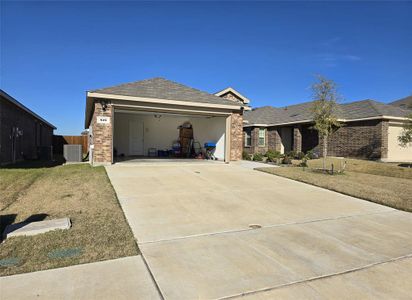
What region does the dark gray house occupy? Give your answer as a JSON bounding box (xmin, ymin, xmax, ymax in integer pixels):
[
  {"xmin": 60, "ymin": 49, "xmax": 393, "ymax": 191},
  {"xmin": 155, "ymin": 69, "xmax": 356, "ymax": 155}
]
[
  {"xmin": 243, "ymin": 99, "xmax": 412, "ymax": 162},
  {"xmin": 0, "ymin": 90, "xmax": 56, "ymax": 165}
]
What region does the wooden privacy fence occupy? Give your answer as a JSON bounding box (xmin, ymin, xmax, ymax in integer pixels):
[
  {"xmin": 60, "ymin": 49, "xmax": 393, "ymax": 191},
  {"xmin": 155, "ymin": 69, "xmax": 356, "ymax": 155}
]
[{"xmin": 53, "ymin": 135, "xmax": 88, "ymax": 154}]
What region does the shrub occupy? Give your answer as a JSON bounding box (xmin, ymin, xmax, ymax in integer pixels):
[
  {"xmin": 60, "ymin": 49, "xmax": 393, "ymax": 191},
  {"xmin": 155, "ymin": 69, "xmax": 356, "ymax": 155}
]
[
  {"xmin": 299, "ymin": 157, "xmax": 309, "ymax": 168},
  {"xmin": 286, "ymin": 150, "xmax": 297, "ymax": 159},
  {"xmin": 253, "ymin": 153, "xmax": 264, "ymax": 161},
  {"xmin": 282, "ymin": 156, "xmax": 292, "ymax": 164},
  {"xmin": 296, "ymin": 151, "xmax": 305, "ymax": 160},
  {"xmin": 265, "ymin": 150, "xmax": 282, "ymax": 162},
  {"xmin": 242, "ymin": 151, "xmax": 251, "ymax": 160},
  {"xmin": 306, "ymin": 150, "xmax": 316, "ymax": 159}
]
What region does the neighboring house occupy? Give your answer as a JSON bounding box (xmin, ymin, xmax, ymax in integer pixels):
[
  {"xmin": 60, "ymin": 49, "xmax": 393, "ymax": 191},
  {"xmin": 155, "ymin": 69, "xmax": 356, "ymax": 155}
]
[
  {"xmin": 84, "ymin": 78, "xmax": 248, "ymax": 165},
  {"xmin": 390, "ymin": 95, "xmax": 412, "ymax": 110},
  {"xmin": 244, "ymin": 99, "xmax": 412, "ymax": 162},
  {"xmin": 0, "ymin": 90, "xmax": 56, "ymax": 165}
]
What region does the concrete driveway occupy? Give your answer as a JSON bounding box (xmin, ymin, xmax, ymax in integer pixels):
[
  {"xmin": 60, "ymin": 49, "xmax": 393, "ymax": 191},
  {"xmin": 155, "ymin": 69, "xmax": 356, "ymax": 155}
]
[{"xmin": 106, "ymin": 162, "xmax": 412, "ymax": 300}]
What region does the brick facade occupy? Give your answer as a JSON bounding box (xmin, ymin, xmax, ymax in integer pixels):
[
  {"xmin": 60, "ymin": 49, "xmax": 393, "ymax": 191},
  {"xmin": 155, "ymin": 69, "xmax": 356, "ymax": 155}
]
[
  {"xmin": 230, "ymin": 112, "xmax": 244, "ymax": 160},
  {"xmin": 268, "ymin": 128, "xmax": 282, "ymax": 152},
  {"xmin": 91, "ymin": 102, "xmax": 113, "ymax": 164},
  {"xmin": 244, "ymin": 127, "xmax": 270, "ymax": 155},
  {"xmin": 243, "ymin": 119, "xmax": 389, "ymax": 159},
  {"xmin": 220, "ymin": 92, "xmax": 244, "ymax": 105},
  {"xmin": 293, "ymin": 126, "xmax": 302, "ymax": 153},
  {"xmin": 324, "ymin": 120, "xmax": 388, "ymax": 159}
]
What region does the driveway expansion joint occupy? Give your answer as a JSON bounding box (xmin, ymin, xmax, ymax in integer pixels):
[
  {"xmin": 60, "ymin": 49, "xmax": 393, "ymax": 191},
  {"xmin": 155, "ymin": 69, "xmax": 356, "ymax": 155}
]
[
  {"xmin": 218, "ymin": 253, "xmax": 412, "ymax": 300},
  {"xmin": 137, "ymin": 209, "xmax": 396, "ymax": 245}
]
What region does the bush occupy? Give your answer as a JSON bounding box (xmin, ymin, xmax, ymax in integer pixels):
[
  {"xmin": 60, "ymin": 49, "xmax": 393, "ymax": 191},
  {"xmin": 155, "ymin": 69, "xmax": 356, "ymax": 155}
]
[
  {"xmin": 253, "ymin": 153, "xmax": 264, "ymax": 161},
  {"xmin": 282, "ymin": 156, "xmax": 292, "ymax": 164},
  {"xmin": 286, "ymin": 150, "xmax": 297, "ymax": 159},
  {"xmin": 265, "ymin": 150, "xmax": 282, "ymax": 162},
  {"xmin": 242, "ymin": 151, "xmax": 251, "ymax": 160},
  {"xmin": 296, "ymin": 151, "xmax": 305, "ymax": 160},
  {"xmin": 306, "ymin": 150, "xmax": 316, "ymax": 159},
  {"xmin": 299, "ymin": 157, "xmax": 309, "ymax": 168}
]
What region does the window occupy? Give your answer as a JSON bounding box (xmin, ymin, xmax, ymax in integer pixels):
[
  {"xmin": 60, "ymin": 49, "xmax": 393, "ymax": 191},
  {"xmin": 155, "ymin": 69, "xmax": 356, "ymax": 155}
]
[
  {"xmin": 244, "ymin": 129, "xmax": 251, "ymax": 147},
  {"xmin": 258, "ymin": 128, "xmax": 266, "ymax": 146}
]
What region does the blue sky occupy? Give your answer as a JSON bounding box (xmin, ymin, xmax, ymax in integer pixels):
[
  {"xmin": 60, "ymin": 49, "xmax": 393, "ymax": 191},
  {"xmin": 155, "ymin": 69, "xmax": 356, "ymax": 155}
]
[{"xmin": 1, "ymin": 1, "xmax": 411, "ymax": 135}]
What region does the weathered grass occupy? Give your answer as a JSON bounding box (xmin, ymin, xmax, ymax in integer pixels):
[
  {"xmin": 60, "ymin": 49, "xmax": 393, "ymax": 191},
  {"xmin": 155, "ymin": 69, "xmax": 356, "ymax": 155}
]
[
  {"xmin": 302, "ymin": 158, "xmax": 412, "ymax": 180},
  {"xmin": 258, "ymin": 161, "xmax": 412, "ymax": 212},
  {"xmin": 0, "ymin": 164, "xmax": 138, "ymax": 276}
]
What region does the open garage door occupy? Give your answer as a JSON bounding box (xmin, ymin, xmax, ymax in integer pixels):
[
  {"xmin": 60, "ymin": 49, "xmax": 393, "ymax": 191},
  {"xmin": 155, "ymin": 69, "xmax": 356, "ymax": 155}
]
[{"xmin": 113, "ymin": 110, "xmax": 228, "ymax": 162}]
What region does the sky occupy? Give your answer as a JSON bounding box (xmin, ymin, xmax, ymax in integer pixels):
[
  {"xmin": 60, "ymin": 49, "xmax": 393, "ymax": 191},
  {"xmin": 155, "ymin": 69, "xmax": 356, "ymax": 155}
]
[{"xmin": 1, "ymin": 1, "xmax": 411, "ymax": 135}]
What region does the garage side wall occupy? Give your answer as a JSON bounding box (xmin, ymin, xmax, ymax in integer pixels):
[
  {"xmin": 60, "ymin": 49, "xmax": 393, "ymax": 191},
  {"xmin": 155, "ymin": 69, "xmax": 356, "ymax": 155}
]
[
  {"xmin": 91, "ymin": 102, "xmax": 113, "ymax": 164},
  {"xmin": 230, "ymin": 112, "xmax": 243, "ymax": 160},
  {"xmin": 318, "ymin": 120, "xmax": 388, "ymax": 159}
]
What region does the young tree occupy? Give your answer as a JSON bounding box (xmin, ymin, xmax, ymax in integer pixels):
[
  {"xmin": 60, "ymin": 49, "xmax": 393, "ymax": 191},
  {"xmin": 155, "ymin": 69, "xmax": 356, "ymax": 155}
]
[
  {"xmin": 398, "ymin": 106, "xmax": 412, "ymax": 147},
  {"xmin": 311, "ymin": 75, "xmax": 341, "ymax": 170}
]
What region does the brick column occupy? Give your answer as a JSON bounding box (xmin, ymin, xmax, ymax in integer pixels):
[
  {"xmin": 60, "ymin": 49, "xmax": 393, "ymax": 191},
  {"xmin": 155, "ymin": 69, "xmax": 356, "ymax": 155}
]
[
  {"xmin": 293, "ymin": 126, "xmax": 302, "ymax": 153},
  {"xmin": 230, "ymin": 112, "xmax": 243, "ymax": 161},
  {"xmin": 91, "ymin": 102, "xmax": 113, "ymax": 165},
  {"xmin": 268, "ymin": 128, "xmax": 282, "ymax": 152}
]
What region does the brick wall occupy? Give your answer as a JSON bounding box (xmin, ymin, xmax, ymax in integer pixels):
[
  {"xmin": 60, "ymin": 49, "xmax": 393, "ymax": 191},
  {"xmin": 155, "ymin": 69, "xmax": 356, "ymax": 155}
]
[
  {"xmin": 244, "ymin": 120, "xmax": 388, "ymax": 159},
  {"xmin": 318, "ymin": 120, "xmax": 387, "ymax": 159},
  {"xmin": 243, "ymin": 126, "xmax": 270, "ymax": 155},
  {"xmin": 91, "ymin": 102, "xmax": 113, "ymax": 164},
  {"xmin": 268, "ymin": 127, "xmax": 281, "ymax": 152},
  {"xmin": 220, "ymin": 92, "xmax": 244, "ymax": 105},
  {"xmin": 230, "ymin": 113, "xmax": 243, "ymax": 160}
]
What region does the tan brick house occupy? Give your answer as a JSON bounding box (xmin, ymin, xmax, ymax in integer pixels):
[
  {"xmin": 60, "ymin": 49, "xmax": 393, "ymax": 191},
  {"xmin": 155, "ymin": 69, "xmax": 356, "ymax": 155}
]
[
  {"xmin": 84, "ymin": 78, "xmax": 248, "ymax": 165},
  {"xmin": 244, "ymin": 100, "xmax": 412, "ymax": 162}
]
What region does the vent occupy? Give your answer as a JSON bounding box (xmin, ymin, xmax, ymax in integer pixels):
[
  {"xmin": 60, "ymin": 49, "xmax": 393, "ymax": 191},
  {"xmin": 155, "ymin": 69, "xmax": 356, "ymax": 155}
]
[{"xmin": 63, "ymin": 145, "xmax": 82, "ymax": 162}]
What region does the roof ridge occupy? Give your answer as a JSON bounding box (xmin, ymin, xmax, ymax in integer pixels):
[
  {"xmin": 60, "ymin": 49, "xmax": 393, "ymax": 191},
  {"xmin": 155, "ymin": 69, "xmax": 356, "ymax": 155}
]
[
  {"xmin": 160, "ymin": 78, "xmax": 225, "ymax": 100},
  {"xmin": 91, "ymin": 77, "xmax": 165, "ymax": 92},
  {"xmin": 366, "ymin": 99, "xmax": 390, "ymax": 116}
]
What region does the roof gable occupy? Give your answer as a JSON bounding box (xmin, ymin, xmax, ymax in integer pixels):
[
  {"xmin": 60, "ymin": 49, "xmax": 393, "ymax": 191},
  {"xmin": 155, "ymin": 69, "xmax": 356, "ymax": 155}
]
[{"xmin": 214, "ymin": 87, "xmax": 250, "ymax": 104}]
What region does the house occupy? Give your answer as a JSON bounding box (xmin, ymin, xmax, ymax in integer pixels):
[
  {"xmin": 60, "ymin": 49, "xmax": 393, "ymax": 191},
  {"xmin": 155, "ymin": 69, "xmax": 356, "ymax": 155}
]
[
  {"xmin": 84, "ymin": 78, "xmax": 249, "ymax": 165},
  {"xmin": 244, "ymin": 99, "xmax": 412, "ymax": 162},
  {"xmin": 0, "ymin": 90, "xmax": 56, "ymax": 165}
]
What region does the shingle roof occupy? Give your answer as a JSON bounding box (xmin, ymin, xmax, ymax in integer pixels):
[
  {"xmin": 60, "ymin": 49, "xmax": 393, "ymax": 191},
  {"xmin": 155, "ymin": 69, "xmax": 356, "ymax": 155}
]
[
  {"xmin": 91, "ymin": 77, "xmax": 244, "ymax": 107},
  {"xmin": 390, "ymin": 95, "xmax": 412, "ymax": 110},
  {"xmin": 244, "ymin": 99, "xmax": 412, "ymax": 126}
]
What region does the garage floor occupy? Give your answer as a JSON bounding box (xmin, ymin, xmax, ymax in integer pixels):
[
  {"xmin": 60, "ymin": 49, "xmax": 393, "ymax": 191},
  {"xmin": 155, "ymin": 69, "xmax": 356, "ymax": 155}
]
[{"xmin": 106, "ymin": 163, "xmax": 412, "ymax": 300}]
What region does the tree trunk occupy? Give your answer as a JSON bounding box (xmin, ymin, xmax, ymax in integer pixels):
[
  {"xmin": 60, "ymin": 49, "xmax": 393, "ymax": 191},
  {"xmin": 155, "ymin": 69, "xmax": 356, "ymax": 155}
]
[{"xmin": 322, "ymin": 135, "xmax": 328, "ymax": 170}]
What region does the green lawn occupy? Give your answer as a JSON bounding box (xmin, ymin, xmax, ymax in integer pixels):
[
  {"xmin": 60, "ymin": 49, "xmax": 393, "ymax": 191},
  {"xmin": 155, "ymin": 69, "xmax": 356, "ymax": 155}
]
[
  {"xmin": 257, "ymin": 158, "xmax": 412, "ymax": 212},
  {"xmin": 0, "ymin": 163, "xmax": 138, "ymax": 276}
]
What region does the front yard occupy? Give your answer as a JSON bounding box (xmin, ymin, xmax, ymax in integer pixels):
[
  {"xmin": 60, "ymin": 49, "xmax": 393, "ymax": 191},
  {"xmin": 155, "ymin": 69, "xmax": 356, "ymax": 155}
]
[
  {"xmin": 257, "ymin": 158, "xmax": 412, "ymax": 212},
  {"xmin": 0, "ymin": 163, "xmax": 138, "ymax": 276}
]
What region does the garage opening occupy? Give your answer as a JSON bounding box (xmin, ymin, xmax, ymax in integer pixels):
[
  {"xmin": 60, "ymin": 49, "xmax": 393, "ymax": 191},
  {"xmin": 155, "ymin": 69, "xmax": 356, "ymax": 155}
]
[{"xmin": 113, "ymin": 110, "xmax": 228, "ymax": 162}]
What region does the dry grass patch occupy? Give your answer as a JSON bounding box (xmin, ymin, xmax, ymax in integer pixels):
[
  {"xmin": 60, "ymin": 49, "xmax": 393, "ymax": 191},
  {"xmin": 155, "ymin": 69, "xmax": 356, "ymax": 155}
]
[
  {"xmin": 303, "ymin": 158, "xmax": 412, "ymax": 180},
  {"xmin": 0, "ymin": 164, "xmax": 138, "ymax": 276},
  {"xmin": 258, "ymin": 166, "xmax": 412, "ymax": 212}
]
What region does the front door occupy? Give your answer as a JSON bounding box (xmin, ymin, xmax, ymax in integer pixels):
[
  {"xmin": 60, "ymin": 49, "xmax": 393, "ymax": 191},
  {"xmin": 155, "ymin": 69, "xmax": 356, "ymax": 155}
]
[{"xmin": 129, "ymin": 120, "xmax": 144, "ymax": 155}]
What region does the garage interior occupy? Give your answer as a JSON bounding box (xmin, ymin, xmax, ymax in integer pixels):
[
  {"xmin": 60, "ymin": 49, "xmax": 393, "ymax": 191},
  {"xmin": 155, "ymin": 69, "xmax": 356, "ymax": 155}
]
[{"xmin": 113, "ymin": 110, "xmax": 228, "ymax": 162}]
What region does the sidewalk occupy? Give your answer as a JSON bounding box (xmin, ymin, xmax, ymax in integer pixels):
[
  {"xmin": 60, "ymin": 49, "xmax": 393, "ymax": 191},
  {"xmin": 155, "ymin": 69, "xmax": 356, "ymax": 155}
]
[{"xmin": 0, "ymin": 256, "xmax": 160, "ymax": 300}]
